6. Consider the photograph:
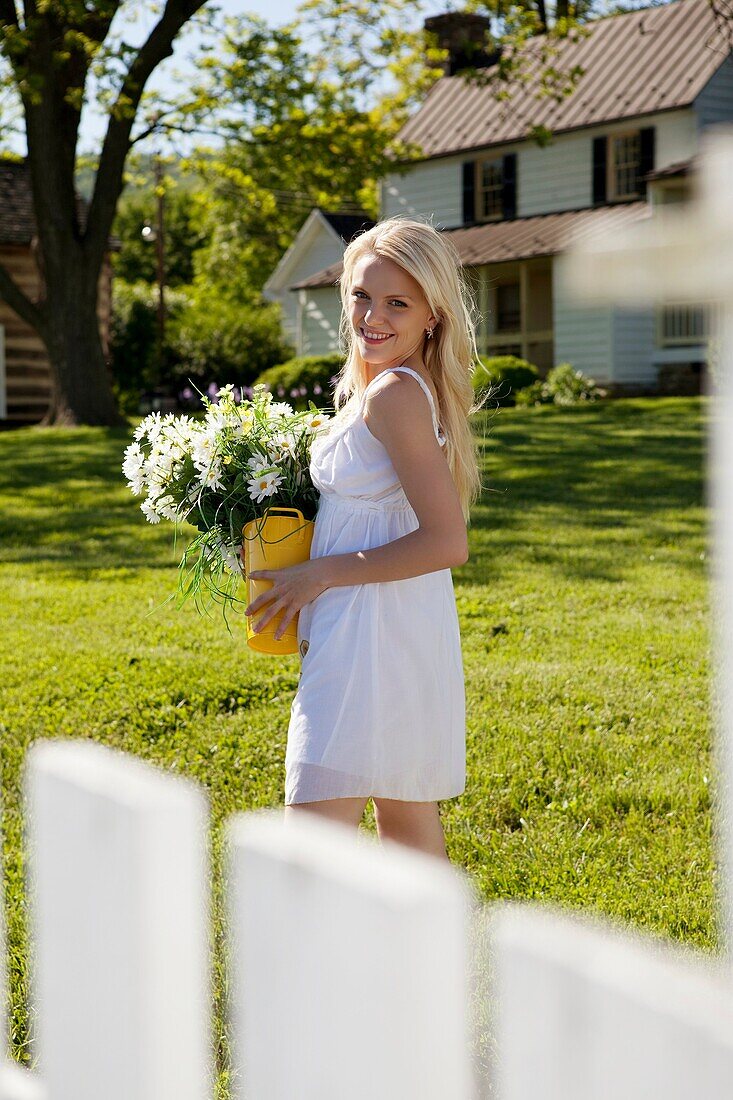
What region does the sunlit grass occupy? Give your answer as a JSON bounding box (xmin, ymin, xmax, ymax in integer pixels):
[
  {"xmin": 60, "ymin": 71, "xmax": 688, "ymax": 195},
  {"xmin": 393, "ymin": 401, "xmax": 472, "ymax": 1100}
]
[{"xmin": 0, "ymin": 396, "xmax": 714, "ymax": 1093}]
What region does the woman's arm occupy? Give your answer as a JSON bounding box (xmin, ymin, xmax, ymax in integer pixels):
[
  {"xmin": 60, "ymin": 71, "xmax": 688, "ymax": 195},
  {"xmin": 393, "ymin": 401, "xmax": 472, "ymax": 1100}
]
[{"xmin": 319, "ymin": 373, "xmax": 468, "ymax": 589}]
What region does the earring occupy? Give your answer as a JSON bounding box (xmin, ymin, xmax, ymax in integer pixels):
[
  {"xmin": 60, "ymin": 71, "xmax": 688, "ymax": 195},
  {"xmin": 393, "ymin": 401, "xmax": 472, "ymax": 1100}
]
[{"xmin": 426, "ymin": 327, "xmax": 434, "ymax": 339}]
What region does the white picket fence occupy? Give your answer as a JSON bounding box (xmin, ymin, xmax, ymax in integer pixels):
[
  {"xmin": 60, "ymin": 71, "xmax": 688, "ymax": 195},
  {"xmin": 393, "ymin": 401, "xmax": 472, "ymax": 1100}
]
[{"xmin": 4, "ymin": 125, "xmax": 733, "ymax": 1100}]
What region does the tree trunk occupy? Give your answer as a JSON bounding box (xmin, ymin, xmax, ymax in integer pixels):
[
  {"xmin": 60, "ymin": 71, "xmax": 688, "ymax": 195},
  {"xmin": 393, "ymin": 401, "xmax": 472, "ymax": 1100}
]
[{"xmin": 39, "ymin": 262, "xmax": 127, "ymax": 428}]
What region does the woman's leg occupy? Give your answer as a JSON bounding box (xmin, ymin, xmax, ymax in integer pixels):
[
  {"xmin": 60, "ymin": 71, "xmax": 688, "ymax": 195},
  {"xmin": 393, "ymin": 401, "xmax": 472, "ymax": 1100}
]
[
  {"xmin": 372, "ymin": 798, "xmax": 449, "ymax": 861},
  {"xmin": 284, "ymin": 796, "xmax": 370, "ymax": 830}
]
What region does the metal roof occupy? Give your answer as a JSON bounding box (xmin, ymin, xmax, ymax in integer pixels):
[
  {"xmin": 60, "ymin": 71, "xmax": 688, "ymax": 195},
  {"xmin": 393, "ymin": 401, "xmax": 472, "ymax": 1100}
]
[
  {"xmin": 289, "ymin": 201, "xmax": 653, "ymax": 288},
  {"xmin": 644, "ymin": 157, "xmax": 694, "ymax": 180},
  {"xmin": 395, "ymin": 0, "xmax": 730, "ymax": 160}
]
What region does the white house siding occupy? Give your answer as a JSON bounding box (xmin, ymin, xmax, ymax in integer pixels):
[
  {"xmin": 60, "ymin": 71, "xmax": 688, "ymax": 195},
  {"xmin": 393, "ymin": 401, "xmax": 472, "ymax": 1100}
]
[
  {"xmin": 553, "ymin": 253, "xmax": 613, "ymax": 382},
  {"xmin": 521, "ymin": 109, "xmax": 697, "ymax": 215},
  {"xmin": 520, "ymin": 135, "xmax": 592, "ymax": 214},
  {"xmin": 277, "ymin": 225, "xmax": 344, "ymax": 348},
  {"xmin": 381, "ymin": 156, "xmax": 463, "ymax": 227},
  {"xmin": 299, "ymin": 287, "xmax": 342, "ymax": 356},
  {"xmin": 694, "ymin": 53, "xmax": 733, "ymax": 130},
  {"xmin": 382, "ymin": 109, "xmax": 698, "ymax": 228},
  {"xmin": 610, "ymin": 306, "xmax": 658, "ymax": 386}
]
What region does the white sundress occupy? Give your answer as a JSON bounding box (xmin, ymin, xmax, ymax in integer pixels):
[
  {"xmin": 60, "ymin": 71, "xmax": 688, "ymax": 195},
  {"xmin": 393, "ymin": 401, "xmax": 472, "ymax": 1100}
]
[{"xmin": 285, "ymin": 364, "xmax": 467, "ymax": 806}]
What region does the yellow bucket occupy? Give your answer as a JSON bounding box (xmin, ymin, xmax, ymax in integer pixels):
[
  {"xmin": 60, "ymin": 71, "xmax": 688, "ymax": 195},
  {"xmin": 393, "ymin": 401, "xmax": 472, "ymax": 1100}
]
[{"xmin": 242, "ymin": 507, "xmax": 314, "ymax": 655}]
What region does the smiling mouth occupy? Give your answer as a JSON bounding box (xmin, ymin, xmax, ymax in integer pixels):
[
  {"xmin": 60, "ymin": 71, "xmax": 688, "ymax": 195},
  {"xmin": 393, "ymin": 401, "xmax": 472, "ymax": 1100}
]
[{"xmin": 359, "ymin": 327, "xmax": 394, "ymax": 344}]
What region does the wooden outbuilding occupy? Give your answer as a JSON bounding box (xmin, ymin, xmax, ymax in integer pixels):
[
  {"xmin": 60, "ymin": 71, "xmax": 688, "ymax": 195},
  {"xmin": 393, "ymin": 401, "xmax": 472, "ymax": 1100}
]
[{"xmin": 0, "ymin": 158, "xmax": 113, "ymax": 426}]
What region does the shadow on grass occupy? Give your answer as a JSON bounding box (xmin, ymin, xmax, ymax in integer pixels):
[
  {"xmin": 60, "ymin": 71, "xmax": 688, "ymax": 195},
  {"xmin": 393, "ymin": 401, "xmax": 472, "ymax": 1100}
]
[
  {"xmin": 0, "ymin": 399, "xmax": 707, "ymax": 584},
  {"xmin": 466, "ymin": 397, "xmax": 706, "ymax": 584},
  {"xmin": 0, "ymin": 423, "xmax": 185, "ymax": 573}
]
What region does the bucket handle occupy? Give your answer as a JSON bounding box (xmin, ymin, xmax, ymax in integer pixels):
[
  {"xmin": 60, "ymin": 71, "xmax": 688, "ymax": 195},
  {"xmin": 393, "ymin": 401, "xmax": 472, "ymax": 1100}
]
[{"xmin": 242, "ymin": 506, "xmax": 310, "ymax": 550}]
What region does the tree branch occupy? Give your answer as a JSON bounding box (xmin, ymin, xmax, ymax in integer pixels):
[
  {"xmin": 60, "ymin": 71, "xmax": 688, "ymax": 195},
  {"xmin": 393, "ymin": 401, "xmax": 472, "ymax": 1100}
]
[
  {"xmin": 85, "ymin": 0, "xmax": 208, "ymax": 269},
  {"xmin": 0, "ymin": 255, "xmax": 45, "ymax": 335},
  {"xmin": 0, "ymin": 0, "xmax": 19, "ymax": 28}
]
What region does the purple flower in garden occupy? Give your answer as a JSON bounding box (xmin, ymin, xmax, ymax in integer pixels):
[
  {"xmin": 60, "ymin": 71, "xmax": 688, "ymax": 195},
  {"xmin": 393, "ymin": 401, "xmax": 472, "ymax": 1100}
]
[
  {"xmin": 290, "ymin": 388, "xmax": 299, "ymax": 397},
  {"xmin": 243, "ymin": 385, "xmax": 253, "ymax": 398},
  {"xmin": 277, "ymin": 386, "xmax": 285, "ymax": 397},
  {"xmin": 181, "ymin": 386, "xmax": 194, "ymax": 400},
  {"xmin": 207, "ymin": 382, "xmax": 219, "ymax": 398},
  {"xmin": 313, "ymin": 383, "xmax": 322, "ymax": 395},
  {"xmin": 330, "ymin": 375, "xmax": 339, "ymax": 384},
  {"xmin": 299, "ymin": 385, "xmax": 307, "ymax": 396},
  {"xmin": 233, "ymin": 386, "xmax": 241, "ymax": 402}
]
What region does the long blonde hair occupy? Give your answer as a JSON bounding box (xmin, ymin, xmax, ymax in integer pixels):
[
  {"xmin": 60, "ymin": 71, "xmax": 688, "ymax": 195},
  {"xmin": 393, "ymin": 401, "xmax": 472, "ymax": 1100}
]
[{"xmin": 333, "ymin": 214, "xmax": 492, "ymax": 525}]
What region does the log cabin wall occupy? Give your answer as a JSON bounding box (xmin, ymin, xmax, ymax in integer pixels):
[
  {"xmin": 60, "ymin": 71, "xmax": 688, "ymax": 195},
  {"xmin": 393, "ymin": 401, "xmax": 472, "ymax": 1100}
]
[
  {"xmin": 0, "ymin": 247, "xmax": 113, "ymax": 427},
  {"xmin": 0, "ymin": 157, "xmax": 114, "ymax": 428}
]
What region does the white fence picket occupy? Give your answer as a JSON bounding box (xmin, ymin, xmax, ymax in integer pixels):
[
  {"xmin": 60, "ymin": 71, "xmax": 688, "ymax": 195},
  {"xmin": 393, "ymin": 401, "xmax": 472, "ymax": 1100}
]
[
  {"xmin": 492, "ymin": 901, "xmax": 733, "ymax": 1100},
  {"xmin": 24, "ymin": 740, "xmax": 211, "ymax": 1100},
  {"xmin": 0, "ymin": 790, "xmax": 46, "ymax": 1100},
  {"xmin": 226, "ymin": 810, "xmax": 479, "ymax": 1100}
]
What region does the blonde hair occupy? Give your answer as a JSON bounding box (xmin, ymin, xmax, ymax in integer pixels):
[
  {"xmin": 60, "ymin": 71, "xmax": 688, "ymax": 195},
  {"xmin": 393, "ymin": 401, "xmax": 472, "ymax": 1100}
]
[{"xmin": 332, "ymin": 214, "xmax": 492, "ymax": 525}]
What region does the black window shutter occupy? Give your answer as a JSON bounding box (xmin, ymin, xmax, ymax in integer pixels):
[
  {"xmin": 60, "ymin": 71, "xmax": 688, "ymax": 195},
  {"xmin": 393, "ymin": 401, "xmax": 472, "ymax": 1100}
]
[
  {"xmin": 462, "ymin": 161, "xmax": 476, "ymax": 225},
  {"xmin": 638, "ymin": 127, "xmax": 655, "ymax": 197},
  {"xmin": 592, "ymin": 136, "xmax": 607, "ymax": 205},
  {"xmin": 502, "ymin": 153, "xmax": 517, "ymax": 219}
]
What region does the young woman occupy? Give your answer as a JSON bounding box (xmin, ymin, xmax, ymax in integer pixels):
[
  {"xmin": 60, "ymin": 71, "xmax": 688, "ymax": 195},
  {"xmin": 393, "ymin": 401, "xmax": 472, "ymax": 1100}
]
[{"xmin": 244, "ymin": 215, "xmax": 487, "ymax": 862}]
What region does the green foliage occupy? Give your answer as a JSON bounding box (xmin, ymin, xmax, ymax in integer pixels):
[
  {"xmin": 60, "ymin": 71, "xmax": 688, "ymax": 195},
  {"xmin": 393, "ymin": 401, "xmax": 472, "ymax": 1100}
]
[
  {"xmin": 515, "ymin": 363, "xmax": 603, "ymax": 407},
  {"xmin": 112, "ymin": 184, "xmax": 208, "ymax": 287},
  {"xmin": 109, "ymin": 279, "xmax": 189, "ymax": 410},
  {"xmin": 183, "ymin": 4, "xmax": 446, "ymax": 292},
  {"xmin": 167, "ymin": 287, "xmax": 293, "ymax": 388},
  {"xmin": 255, "ymin": 354, "xmax": 343, "ymax": 410},
  {"xmin": 474, "ymin": 355, "xmax": 541, "ymax": 405}
]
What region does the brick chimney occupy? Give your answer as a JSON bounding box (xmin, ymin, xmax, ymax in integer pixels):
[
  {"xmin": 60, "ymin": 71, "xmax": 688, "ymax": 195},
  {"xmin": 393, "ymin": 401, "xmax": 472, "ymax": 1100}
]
[{"xmin": 423, "ymin": 11, "xmax": 498, "ymax": 77}]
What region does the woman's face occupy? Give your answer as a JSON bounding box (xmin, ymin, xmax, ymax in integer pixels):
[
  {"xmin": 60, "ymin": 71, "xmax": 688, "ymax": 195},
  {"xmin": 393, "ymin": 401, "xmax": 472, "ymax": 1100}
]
[{"xmin": 348, "ymin": 252, "xmax": 437, "ymax": 368}]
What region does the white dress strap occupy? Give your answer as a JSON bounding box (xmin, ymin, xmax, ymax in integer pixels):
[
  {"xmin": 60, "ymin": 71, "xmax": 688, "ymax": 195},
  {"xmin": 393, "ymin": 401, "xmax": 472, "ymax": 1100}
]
[{"xmin": 362, "ymin": 365, "xmax": 447, "ymax": 446}]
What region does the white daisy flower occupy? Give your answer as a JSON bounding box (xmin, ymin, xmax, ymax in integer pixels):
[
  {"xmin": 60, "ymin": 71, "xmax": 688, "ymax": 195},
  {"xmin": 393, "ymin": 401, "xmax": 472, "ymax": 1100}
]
[
  {"xmin": 246, "ymin": 450, "xmax": 270, "ymax": 472},
  {"xmin": 271, "ymin": 431, "xmax": 296, "ymax": 461},
  {"xmin": 126, "ymin": 473, "xmax": 146, "ymax": 496},
  {"xmin": 122, "ymin": 441, "xmax": 145, "ymax": 481},
  {"xmin": 140, "ymin": 497, "xmax": 163, "ymax": 524},
  {"xmin": 192, "ymin": 434, "xmax": 217, "ymax": 471},
  {"xmin": 198, "ymin": 462, "xmax": 225, "ymax": 491},
  {"xmin": 248, "ymin": 469, "xmax": 283, "ymax": 503},
  {"xmin": 305, "ymin": 411, "xmax": 331, "ymax": 431}
]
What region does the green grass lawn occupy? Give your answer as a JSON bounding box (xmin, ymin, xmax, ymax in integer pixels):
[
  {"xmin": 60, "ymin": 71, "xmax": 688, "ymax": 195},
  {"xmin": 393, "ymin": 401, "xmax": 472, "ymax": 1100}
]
[{"xmin": 0, "ymin": 396, "xmax": 715, "ymax": 1090}]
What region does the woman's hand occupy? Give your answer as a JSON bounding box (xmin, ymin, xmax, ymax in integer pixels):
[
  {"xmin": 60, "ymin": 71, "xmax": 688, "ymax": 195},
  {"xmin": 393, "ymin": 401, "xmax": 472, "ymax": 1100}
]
[{"xmin": 243, "ymin": 553, "xmax": 330, "ymax": 641}]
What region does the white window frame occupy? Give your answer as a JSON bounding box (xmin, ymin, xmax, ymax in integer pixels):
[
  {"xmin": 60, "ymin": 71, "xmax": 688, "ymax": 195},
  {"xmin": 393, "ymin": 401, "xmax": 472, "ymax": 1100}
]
[
  {"xmin": 475, "ymin": 158, "xmax": 504, "ymax": 222},
  {"xmin": 608, "ymin": 130, "xmax": 642, "ymax": 201}
]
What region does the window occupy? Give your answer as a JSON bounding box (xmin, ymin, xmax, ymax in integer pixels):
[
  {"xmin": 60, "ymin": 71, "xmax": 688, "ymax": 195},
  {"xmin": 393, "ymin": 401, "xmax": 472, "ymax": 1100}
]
[
  {"xmin": 609, "ymin": 131, "xmax": 642, "ymax": 200},
  {"xmin": 477, "ymin": 158, "xmax": 503, "ymax": 220},
  {"xmin": 594, "ymin": 128, "xmax": 653, "ymax": 206},
  {"xmin": 496, "ymin": 282, "xmax": 520, "ymax": 332},
  {"xmin": 465, "ymin": 153, "xmax": 517, "ymax": 224},
  {"xmin": 659, "ymin": 303, "xmax": 707, "ymax": 347}
]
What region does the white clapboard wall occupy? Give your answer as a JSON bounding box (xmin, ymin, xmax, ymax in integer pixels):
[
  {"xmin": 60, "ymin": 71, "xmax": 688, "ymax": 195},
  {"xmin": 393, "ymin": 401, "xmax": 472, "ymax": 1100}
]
[{"xmin": 2, "ymin": 127, "xmax": 733, "ymax": 1099}]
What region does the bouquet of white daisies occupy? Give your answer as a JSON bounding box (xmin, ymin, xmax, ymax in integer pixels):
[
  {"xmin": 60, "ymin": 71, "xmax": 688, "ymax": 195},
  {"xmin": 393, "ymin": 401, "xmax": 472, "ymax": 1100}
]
[{"xmin": 122, "ymin": 382, "xmax": 330, "ymax": 625}]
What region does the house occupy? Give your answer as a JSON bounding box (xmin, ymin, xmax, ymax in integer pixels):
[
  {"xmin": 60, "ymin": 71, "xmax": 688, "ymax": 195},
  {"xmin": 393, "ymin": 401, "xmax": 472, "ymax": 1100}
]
[
  {"xmin": 0, "ymin": 159, "xmax": 113, "ymax": 426},
  {"xmin": 263, "ymin": 208, "xmax": 374, "ymax": 356},
  {"xmin": 271, "ymin": 0, "xmax": 733, "ymax": 394}
]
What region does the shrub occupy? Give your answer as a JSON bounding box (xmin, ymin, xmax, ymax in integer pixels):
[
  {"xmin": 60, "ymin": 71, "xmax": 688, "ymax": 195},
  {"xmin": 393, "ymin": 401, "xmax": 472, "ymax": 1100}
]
[
  {"xmin": 515, "ymin": 363, "xmax": 603, "ymax": 407},
  {"xmin": 109, "ymin": 279, "xmax": 189, "ymax": 414},
  {"xmin": 514, "ymin": 380, "xmax": 547, "ymax": 407},
  {"xmin": 473, "ymin": 355, "xmax": 541, "ymax": 405},
  {"xmin": 254, "ymin": 354, "xmax": 344, "ymax": 410},
  {"xmin": 168, "ymin": 288, "xmax": 293, "ymax": 388}
]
